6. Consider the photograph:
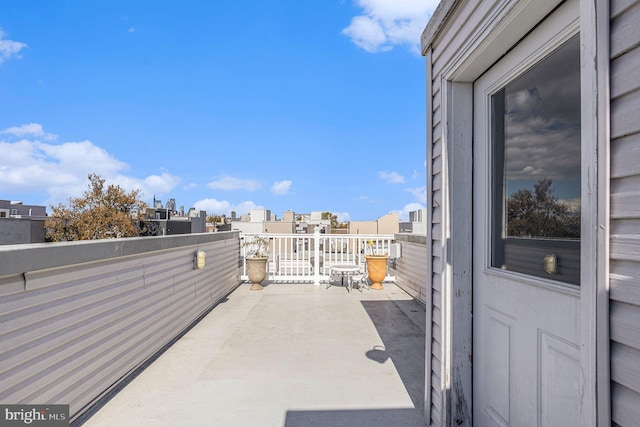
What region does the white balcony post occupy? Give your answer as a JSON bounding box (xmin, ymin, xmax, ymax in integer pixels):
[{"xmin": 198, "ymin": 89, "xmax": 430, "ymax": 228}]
[{"xmin": 313, "ymin": 228, "xmax": 320, "ymax": 286}]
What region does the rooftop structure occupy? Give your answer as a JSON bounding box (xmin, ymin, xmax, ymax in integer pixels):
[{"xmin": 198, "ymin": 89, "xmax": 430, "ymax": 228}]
[
  {"xmin": 0, "ymin": 231, "xmax": 426, "ymax": 424},
  {"xmin": 0, "ymin": 200, "xmax": 47, "ymax": 219},
  {"xmin": 0, "ymin": 200, "xmax": 47, "ymax": 244}
]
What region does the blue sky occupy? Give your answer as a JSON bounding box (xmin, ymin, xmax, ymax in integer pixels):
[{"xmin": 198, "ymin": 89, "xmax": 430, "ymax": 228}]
[{"xmin": 0, "ymin": 1, "xmax": 437, "ymax": 222}]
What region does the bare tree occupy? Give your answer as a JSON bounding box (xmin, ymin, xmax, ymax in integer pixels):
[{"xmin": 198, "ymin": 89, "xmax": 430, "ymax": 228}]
[{"xmin": 507, "ymin": 178, "xmax": 580, "ymax": 239}]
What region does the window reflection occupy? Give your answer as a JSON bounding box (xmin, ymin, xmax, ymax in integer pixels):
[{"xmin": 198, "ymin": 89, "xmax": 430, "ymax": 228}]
[{"xmin": 491, "ymin": 35, "xmax": 581, "ymax": 285}]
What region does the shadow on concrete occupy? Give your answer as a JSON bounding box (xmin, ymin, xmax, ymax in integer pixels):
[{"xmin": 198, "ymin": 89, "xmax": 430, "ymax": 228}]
[
  {"xmin": 284, "ymin": 298, "xmax": 427, "ymax": 427},
  {"xmin": 284, "ymin": 407, "xmax": 425, "ymax": 427},
  {"xmin": 360, "ymin": 299, "xmax": 426, "ymax": 411}
]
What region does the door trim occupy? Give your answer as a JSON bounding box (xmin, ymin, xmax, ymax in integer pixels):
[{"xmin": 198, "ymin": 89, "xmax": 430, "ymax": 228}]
[{"xmin": 580, "ymin": 0, "xmax": 611, "ymax": 425}]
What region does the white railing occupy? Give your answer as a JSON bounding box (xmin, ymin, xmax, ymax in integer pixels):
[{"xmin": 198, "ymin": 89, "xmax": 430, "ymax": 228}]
[{"xmin": 240, "ymin": 230, "xmax": 398, "ymax": 285}]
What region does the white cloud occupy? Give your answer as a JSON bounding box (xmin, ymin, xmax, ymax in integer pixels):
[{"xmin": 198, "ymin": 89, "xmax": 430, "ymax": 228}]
[
  {"xmin": 335, "ymin": 211, "xmax": 351, "ymax": 223},
  {"xmin": 38, "ymin": 140, "xmax": 127, "ymax": 176},
  {"xmin": 271, "ymin": 180, "xmax": 292, "ymax": 195},
  {"xmin": 0, "ymin": 123, "xmax": 180, "ymax": 206},
  {"xmin": 343, "ymin": 16, "xmax": 389, "ymax": 53},
  {"xmin": 343, "ymin": 0, "xmax": 439, "ymax": 53},
  {"xmin": 378, "ymin": 171, "xmax": 405, "ymax": 184},
  {"xmin": 394, "ymin": 202, "xmax": 425, "ymax": 221},
  {"xmin": 193, "ymin": 198, "xmax": 264, "ymax": 216},
  {"xmin": 193, "ymin": 198, "xmax": 231, "ymax": 215},
  {"xmin": 184, "ymin": 182, "xmax": 197, "ymax": 190},
  {"xmin": 0, "ymin": 30, "xmax": 27, "ymax": 64},
  {"xmin": 114, "ymin": 173, "xmax": 181, "ymax": 199},
  {"xmin": 2, "ymin": 123, "xmax": 57, "ymax": 141},
  {"xmin": 207, "ymin": 176, "xmax": 262, "ymax": 191},
  {"xmin": 232, "ymin": 201, "xmax": 264, "ymax": 216},
  {"xmin": 406, "ymin": 185, "xmax": 427, "ymax": 204},
  {"xmin": 356, "ymin": 194, "xmax": 378, "ymax": 204}
]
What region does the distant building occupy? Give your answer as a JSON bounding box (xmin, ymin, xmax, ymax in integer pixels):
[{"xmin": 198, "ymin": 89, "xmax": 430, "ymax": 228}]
[
  {"xmin": 264, "ymin": 210, "xmax": 295, "ymax": 234},
  {"xmin": 0, "ymin": 200, "xmax": 47, "ymax": 218},
  {"xmin": 290, "ymin": 211, "xmax": 330, "ymax": 234},
  {"xmin": 153, "ymin": 196, "xmax": 163, "ymax": 209},
  {"xmin": 145, "ymin": 198, "xmax": 205, "ymax": 235},
  {"xmin": 230, "ymin": 209, "xmax": 271, "ymax": 234},
  {"xmin": 231, "ymin": 209, "xmax": 396, "ymax": 235},
  {"xmin": 206, "ymin": 214, "xmax": 231, "ymax": 233},
  {"xmin": 348, "ymin": 212, "xmax": 399, "ymax": 235},
  {"xmin": 231, "ymin": 210, "xmax": 333, "ymax": 234},
  {"xmin": 399, "ymin": 208, "xmax": 427, "ymax": 235},
  {"xmin": 306, "ymin": 212, "xmax": 330, "ymax": 234},
  {"xmin": 166, "ymin": 198, "xmax": 176, "ymax": 213},
  {"xmin": 399, "ymin": 221, "xmax": 413, "ymax": 233},
  {"xmin": 0, "ymin": 200, "xmax": 47, "ymax": 245}
]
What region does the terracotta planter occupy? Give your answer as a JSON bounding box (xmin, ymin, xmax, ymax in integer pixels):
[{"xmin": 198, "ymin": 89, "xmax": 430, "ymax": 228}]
[
  {"xmin": 365, "ymin": 254, "xmax": 389, "ymax": 290},
  {"xmin": 246, "ymin": 257, "xmax": 268, "ymax": 290}
]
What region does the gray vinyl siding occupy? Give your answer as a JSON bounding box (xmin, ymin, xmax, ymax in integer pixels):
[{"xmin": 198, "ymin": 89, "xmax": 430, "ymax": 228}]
[
  {"xmin": 429, "ymin": 55, "xmax": 444, "ymax": 427},
  {"xmin": 0, "ymin": 232, "xmax": 241, "ymax": 422},
  {"xmin": 426, "ymin": 1, "xmax": 507, "ymax": 424},
  {"xmin": 393, "ymin": 234, "xmax": 428, "ymax": 304},
  {"xmin": 610, "ymin": 0, "xmax": 640, "ymax": 425}
]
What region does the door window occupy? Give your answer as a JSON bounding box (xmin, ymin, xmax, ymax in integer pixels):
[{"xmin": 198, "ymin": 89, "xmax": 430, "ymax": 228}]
[{"xmin": 490, "ymin": 35, "xmax": 581, "ymax": 285}]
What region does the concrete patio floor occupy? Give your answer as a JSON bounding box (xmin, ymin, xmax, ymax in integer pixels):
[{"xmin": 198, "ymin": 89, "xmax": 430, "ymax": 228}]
[{"xmin": 80, "ymin": 281, "xmax": 427, "ymax": 427}]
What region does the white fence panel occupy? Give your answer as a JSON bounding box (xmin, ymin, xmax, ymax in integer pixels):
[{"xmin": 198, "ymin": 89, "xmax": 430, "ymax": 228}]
[{"xmin": 240, "ymin": 230, "xmax": 396, "ymax": 285}]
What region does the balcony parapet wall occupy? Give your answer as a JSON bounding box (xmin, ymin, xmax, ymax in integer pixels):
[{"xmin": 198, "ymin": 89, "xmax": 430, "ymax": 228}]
[
  {"xmin": 0, "ymin": 232, "xmax": 241, "ymax": 423},
  {"xmin": 392, "ymin": 233, "xmax": 428, "ymax": 304},
  {"xmin": 0, "ymin": 232, "xmax": 239, "ymax": 277}
]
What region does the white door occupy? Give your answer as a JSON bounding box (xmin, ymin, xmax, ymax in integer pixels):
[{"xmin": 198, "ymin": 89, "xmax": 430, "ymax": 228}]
[{"xmin": 472, "ymin": 1, "xmax": 582, "ymax": 425}]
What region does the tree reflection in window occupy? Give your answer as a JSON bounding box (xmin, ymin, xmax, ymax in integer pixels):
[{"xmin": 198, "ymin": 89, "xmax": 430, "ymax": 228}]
[{"xmin": 506, "ymin": 178, "xmax": 580, "ymax": 239}]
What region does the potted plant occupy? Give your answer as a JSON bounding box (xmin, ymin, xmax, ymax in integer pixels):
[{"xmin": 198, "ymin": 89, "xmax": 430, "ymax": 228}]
[
  {"xmin": 365, "ymin": 239, "xmax": 389, "ymax": 290},
  {"xmin": 243, "ymin": 235, "xmax": 270, "ymax": 290}
]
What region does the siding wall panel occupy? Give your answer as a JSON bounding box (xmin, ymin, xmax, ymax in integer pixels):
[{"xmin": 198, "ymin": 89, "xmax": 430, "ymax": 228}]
[
  {"xmin": 610, "ymin": 260, "xmax": 640, "ymax": 305},
  {"xmin": 611, "ymin": 47, "xmax": 640, "ymax": 98},
  {"xmin": 428, "ymin": 20, "xmax": 442, "ymax": 427},
  {"xmin": 611, "ymin": 133, "xmax": 640, "ymax": 178},
  {"xmin": 393, "ymin": 235, "xmax": 428, "ymax": 304},
  {"xmin": 612, "ymin": 192, "xmax": 640, "ymax": 218},
  {"xmin": 611, "ymin": 236, "xmax": 640, "ymax": 262},
  {"xmin": 611, "ymin": 342, "xmax": 640, "ymax": 394},
  {"xmin": 0, "ymin": 233, "xmax": 241, "ymax": 422},
  {"xmin": 611, "ymin": 1, "xmax": 640, "ymax": 58},
  {"xmin": 612, "ymin": 382, "xmax": 640, "ymax": 426},
  {"xmin": 610, "ymin": 0, "xmax": 640, "ymax": 420},
  {"xmin": 433, "ymin": 105, "xmax": 442, "ymax": 129},
  {"xmin": 612, "ymin": 0, "xmax": 639, "ymax": 18},
  {"xmin": 611, "ymin": 90, "xmax": 640, "ymax": 138},
  {"xmin": 611, "ymin": 301, "xmax": 640, "ymax": 352},
  {"xmin": 612, "ymin": 218, "xmax": 640, "ymax": 235}
]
